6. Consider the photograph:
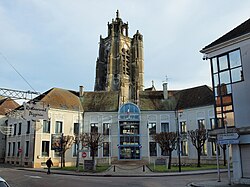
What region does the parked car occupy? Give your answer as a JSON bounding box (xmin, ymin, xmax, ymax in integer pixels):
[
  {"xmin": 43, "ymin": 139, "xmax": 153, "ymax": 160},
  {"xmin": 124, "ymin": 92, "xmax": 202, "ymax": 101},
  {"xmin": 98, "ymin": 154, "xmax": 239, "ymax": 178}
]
[{"xmin": 0, "ymin": 177, "xmax": 10, "ymax": 187}]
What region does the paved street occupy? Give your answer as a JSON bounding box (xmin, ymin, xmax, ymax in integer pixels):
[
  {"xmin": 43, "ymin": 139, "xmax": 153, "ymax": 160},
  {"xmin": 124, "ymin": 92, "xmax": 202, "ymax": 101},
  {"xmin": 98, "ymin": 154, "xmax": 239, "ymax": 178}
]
[{"xmin": 0, "ymin": 167, "xmax": 233, "ymax": 187}]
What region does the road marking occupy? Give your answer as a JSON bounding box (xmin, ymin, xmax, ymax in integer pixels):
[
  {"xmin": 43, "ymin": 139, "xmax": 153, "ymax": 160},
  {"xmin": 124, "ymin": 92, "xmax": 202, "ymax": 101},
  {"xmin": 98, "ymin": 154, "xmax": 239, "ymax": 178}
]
[{"xmin": 24, "ymin": 175, "xmax": 42, "ymax": 179}]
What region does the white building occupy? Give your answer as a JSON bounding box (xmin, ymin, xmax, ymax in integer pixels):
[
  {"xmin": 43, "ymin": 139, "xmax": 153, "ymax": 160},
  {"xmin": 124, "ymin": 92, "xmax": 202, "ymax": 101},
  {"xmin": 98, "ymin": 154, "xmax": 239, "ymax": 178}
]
[
  {"xmin": 5, "ymin": 12, "xmax": 221, "ymax": 168},
  {"xmin": 5, "ymin": 88, "xmax": 83, "ymax": 168},
  {"xmin": 0, "ymin": 97, "xmax": 19, "ymax": 163},
  {"xmin": 201, "ymin": 18, "xmax": 250, "ymax": 184}
]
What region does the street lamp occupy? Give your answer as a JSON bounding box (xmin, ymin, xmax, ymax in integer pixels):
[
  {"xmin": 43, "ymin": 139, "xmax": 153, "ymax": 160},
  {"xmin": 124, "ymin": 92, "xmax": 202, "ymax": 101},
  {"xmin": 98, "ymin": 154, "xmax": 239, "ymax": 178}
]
[{"xmin": 175, "ymin": 110, "xmax": 182, "ymax": 172}]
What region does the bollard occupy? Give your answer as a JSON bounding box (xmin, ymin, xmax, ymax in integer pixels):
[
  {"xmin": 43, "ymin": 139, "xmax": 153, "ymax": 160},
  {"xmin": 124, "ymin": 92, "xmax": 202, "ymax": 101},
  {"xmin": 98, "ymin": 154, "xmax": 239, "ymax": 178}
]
[
  {"xmin": 143, "ymin": 165, "xmax": 145, "ymax": 172},
  {"xmin": 113, "ymin": 165, "xmax": 116, "ymax": 172}
]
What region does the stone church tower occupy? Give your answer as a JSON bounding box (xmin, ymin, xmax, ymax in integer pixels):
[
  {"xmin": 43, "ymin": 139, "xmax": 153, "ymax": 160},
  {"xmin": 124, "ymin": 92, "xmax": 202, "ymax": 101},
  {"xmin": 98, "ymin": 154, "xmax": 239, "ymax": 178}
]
[{"xmin": 94, "ymin": 10, "xmax": 144, "ymax": 105}]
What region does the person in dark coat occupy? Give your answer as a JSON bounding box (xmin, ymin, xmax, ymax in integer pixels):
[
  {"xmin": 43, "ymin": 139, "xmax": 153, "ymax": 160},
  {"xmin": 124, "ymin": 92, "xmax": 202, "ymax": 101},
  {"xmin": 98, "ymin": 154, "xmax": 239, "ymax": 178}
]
[{"xmin": 46, "ymin": 157, "xmax": 53, "ymax": 174}]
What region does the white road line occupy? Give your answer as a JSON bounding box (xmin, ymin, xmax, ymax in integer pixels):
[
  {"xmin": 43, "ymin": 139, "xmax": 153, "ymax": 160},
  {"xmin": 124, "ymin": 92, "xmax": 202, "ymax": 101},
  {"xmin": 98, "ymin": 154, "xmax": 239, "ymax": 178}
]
[{"xmin": 24, "ymin": 175, "xmax": 42, "ymax": 179}]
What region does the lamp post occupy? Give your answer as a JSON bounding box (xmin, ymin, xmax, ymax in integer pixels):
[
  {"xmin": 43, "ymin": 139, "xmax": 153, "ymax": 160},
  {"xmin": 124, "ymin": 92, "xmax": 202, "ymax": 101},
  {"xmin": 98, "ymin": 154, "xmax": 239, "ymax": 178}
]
[
  {"xmin": 175, "ymin": 110, "xmax": 182, "ymax": 172},
  {"xmin": 76, "ymin": 106, "xmax": 81, "ymax": 171}
]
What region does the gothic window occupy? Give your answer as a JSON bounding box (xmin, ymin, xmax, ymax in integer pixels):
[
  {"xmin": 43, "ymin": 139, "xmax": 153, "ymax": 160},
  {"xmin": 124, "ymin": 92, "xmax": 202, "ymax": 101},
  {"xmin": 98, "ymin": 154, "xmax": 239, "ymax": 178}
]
[{"xmin": 121, "ymin": 47, "xmax": 130, "ymax": 76}]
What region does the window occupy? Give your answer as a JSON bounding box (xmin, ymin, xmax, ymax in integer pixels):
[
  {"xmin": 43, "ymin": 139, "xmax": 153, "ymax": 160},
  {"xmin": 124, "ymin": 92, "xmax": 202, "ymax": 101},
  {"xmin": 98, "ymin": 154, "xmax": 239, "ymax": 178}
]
[
  {"xmin": 90, "ymin": 123, "xmax": 98, "ymax": 133},
  {"xmin": 12, "ymin": 142, "xmax": 15, "ymax": 156},
  {"xmin": 201, "ymin": 142, "xmax": 207, "ymax": 156},
  {"xmin": 148, "ymin": 122, "xmax": 156, "ymax": 135},
  {"xmin": 181, "ymin": 141, "xmax": 188, "ymax": 156},
  {"xmin": 180, "ymin": 121, "xmax": 187, "ymax": 133},
  {"xmin": 8, "ymin": 142, "xmax": 11, "ymax": 156},
  {"xmin": 103, "ymin": 142, "xmax": 110, "ymax": 157},
  {"xmin": 119, "ymin": 103, "xmax": 140, "ymax": 121},
  {"xmin": 43, "ymin": 120, "xmax": 50, "ymax": 133},
  {"xmin": 120, "ymin": 124, "xmax": 139, "ymax": 135},
  {"xmin": 72, "ymin": 143, "xmax": 78, "ymax": 157},
  {"xmin": 25, "ymin": 141, "xmax": 29, "ymax": 157},
  {"xmin": 13, "ymin": 124, "xmax": 17, "ymax": 135},
  {"xmin": 54, "ymin": 150, "xmax": 60, "ymax": 157},
  {"xmin": 103, "ymin": 123, "xmax": 110, "ymax": 135},
  {"xmin": 198, "ymin": 119, "xmax": 205, "ymax": 130},
  {"xmin": 211, "ymin": 49, "xmax": 243, "ymax": 129},
  {"xmin": 55, "ymin": 121, "xmax": 63, "ymax": 133},
  {"xmin": 74, "ymin": 123, "xmax": 79, "ymax": 135},
  {"xmin": 161, "ymin": 123, "xmax": 169, "ymax": 132},
  {"xmin": 120, "ymin": 135, "xmax": 139, "ymax": 145},
  {"xmin": 42, "ymin": 141, "xmax": 50, "ymax": 157},
  {"xmin": 161, "ymin": 148, "xmax": 169, "ymax": 156},
  {"xmin": 26, "ymin": 121, "xmax": 30, "ymax": 134},
  {"xmin": 18, "ymin": 123, "xmax": 22, "ymax": 135},
  {"xmin": 210, "ymin": 118, "xmax": 215, "ymax": 130},
  {"xmin": 211, "ymin": 142, "xmax": 220, "ymax": 156},
  {"xmin": 149, "ymin": 142, "xmax": 157, "ymax": 156},
  {"xmin": 17, "ymin": 142, "xmax": 21, "ymax": 157},
  {"xmin": 9, "ymin": 125, "xmax": 12, "ymax": 136}
]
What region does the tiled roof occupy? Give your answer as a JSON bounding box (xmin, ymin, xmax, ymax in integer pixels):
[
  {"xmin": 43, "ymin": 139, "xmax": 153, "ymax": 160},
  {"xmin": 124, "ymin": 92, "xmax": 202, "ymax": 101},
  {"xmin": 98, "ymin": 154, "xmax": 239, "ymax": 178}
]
[
  {"xmin": 81, "ymin": 91, "xmax": 119, "ymax": 112},
  {"xmin": 14, "ymin": 85, "xmax": 213, "ymax": 113},
  {"xmin": 0, "ymin": 98, "xmax": 20, "ymax": 115},
  {"xmin": 139, "ymin": 85, "xmax": 213, "ymax": 111},
  {"xmin": 139, "ymin": 91, "xmax": 177, "ymax": 111},
  {"xmin": 202, "ymin": 18, "xmax": 250, "ymax": 51},
  {"xmin": 33, "ymin": 88, "xmax": 82, "ymax": 111},
  {"xmin": 174, "ymin": 85, "xmax": 214, "ymax": 110}
]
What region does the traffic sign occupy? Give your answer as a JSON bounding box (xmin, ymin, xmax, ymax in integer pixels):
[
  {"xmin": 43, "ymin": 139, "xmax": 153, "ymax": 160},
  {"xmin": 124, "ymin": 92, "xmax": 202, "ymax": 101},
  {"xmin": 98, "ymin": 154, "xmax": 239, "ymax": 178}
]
[
  {"xmin": 217, "ymin": 133, "xmax": 239, "ymax": 140},
  {"xmin": 79, "ymin": 148, "xmax": 90, "ymax": 152},
  {"xmin": 82, "ymin": 152, "xmax": 87, "ymax": 158},
  {"xmin": 217, "ymin": 139, "xmax": 239, "ymax": 145}
]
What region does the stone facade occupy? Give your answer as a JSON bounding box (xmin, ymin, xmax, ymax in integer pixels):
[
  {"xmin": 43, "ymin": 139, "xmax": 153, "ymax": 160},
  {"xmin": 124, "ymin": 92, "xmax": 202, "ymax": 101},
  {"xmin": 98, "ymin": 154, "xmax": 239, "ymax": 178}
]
[{"xmin": 94, "ymin": 10, "xmax": 144, "ymax": 105}]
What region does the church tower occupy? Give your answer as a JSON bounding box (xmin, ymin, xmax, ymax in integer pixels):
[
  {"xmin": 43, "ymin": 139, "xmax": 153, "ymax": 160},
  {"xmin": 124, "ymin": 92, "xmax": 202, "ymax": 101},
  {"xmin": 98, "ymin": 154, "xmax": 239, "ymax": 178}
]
[{"xmin": 94, "ymin": 10, "xmax": 144, "ymax": 105}]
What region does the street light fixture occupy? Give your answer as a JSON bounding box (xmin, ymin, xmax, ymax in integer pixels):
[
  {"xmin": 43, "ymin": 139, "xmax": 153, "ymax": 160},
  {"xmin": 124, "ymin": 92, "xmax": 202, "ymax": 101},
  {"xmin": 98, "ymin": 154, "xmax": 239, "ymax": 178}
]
[{"xmin": 176, "ymin": 110, "xmax": 183, "ymax": 172}]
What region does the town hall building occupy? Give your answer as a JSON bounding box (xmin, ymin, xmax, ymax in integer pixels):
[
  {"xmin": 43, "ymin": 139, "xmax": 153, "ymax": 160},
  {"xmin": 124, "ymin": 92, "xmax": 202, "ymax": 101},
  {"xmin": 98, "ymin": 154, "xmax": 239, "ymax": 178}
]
[{"xmin": 5, "ymin": 11, "xmax": 219, "ymax": 168}]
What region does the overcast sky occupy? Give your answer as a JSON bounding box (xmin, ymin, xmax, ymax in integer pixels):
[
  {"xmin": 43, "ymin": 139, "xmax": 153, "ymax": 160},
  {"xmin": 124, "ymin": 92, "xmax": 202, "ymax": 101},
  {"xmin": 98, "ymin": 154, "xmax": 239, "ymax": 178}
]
[{"xmin": 0, "ymin": 0, "xmax": 250, "ymax": 95}]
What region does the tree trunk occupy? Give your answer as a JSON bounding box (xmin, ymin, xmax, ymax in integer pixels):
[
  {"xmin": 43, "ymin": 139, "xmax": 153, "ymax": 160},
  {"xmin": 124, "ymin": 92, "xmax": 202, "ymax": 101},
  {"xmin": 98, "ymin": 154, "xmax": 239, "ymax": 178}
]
[
  {"xmin": 168, "ymin": 151, "xmax": 172, "ymax": 169},
  {"xmin": 63, "ymin": 152, "xmax": 66, "ymax": 167},
  {"xmin": 91, "ymin": 148, "xmax": 95, "ymax": 171},
  {"xmin": 197, "ymin": 147, "xmax": 201, "ymax": 167}
]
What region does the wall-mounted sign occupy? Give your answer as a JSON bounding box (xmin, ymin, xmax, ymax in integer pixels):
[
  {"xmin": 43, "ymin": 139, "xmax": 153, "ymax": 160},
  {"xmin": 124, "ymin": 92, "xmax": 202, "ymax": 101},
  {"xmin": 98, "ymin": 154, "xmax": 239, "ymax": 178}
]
[
  {"xmin": 24, "ymin": 102, "xmax": 49, "ymax": 121},
  {"xmin": 51, "ymin": 134, "xmax": 62, "ymax": 151},
  {"xmin": 217, "ymin": 133, "xmax": 239, "ymax": 140}
]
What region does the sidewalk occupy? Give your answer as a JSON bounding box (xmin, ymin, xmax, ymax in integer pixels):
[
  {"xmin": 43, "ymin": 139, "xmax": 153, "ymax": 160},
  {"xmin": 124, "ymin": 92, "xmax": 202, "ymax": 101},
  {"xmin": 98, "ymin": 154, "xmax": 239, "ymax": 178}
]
[
  {"xmin": 2, "ymin": 163, "xmax": 249, "ymax": 187},
  {"xmin": 188, "ymin": 180, "xmax": 249, "ymax": 187}
]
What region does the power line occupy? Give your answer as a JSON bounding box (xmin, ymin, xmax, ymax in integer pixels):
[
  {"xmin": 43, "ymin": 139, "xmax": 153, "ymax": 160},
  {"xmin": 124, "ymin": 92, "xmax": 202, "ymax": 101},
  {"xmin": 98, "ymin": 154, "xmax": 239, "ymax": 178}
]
[{"xmin": 0, "ymin": 51, "xmax": 37, "ymax": 92}]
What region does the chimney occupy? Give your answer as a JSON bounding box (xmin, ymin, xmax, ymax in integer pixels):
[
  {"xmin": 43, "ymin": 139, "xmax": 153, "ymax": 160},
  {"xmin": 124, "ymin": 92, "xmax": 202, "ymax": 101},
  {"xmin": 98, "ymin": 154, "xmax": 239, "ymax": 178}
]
[
  {"xmin": 79, "ymin": 86, "xmax": 84, "ymax": 97},
  {"xmin": 163, "ymin": 82, "xmax": 168, "ymax": 100}
]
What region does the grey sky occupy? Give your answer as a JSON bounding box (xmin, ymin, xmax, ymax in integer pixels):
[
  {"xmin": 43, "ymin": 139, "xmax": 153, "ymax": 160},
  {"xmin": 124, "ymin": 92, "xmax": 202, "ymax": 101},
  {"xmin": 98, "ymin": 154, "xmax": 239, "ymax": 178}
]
[{"xmin": 0, "ymin": 0, "xmax": 250, "ymax": 94}]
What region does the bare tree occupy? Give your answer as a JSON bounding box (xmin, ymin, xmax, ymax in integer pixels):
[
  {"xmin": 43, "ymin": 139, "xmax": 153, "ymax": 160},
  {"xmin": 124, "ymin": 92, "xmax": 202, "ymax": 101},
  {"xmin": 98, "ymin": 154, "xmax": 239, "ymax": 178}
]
[
  {"xmin": 80, "ymin": 132, "xmax": 105, "ymax": 169},
  {"xmin": 61, "ymin": 135, "xmax": 74, "ymax": 167},
  {"xmin": 188, "ymin": 129, "xmax": 207, "ymax": 167},
  {"xmin": 153, "ymin": 132, "xmax": 177, "ymax": 169}
]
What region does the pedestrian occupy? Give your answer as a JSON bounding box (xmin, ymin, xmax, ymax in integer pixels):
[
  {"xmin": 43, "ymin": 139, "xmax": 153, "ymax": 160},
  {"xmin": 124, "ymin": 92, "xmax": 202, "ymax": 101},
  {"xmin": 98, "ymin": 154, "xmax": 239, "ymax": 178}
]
[{"xmin": 46, "ymin": 157, "xmax": 53, "ymax": 174}]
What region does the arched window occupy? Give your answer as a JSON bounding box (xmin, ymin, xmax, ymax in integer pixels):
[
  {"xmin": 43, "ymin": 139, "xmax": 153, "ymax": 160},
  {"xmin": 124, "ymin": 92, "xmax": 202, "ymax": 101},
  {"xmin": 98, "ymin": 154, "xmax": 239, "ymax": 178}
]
[{"xmin": 118, "ymin": 103, "xmax": 140, "ymax": 121}]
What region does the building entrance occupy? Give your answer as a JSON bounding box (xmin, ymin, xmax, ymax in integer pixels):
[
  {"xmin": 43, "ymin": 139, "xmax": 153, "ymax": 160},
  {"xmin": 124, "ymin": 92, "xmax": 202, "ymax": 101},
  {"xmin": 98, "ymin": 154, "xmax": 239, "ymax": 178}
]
[
  {"xmin": 118, "ymin": 103, "xmax": 141, "ymax": 160},
  {"xmin": 120, "ymin": 147, "xmax": 140, "ymax": 159}
]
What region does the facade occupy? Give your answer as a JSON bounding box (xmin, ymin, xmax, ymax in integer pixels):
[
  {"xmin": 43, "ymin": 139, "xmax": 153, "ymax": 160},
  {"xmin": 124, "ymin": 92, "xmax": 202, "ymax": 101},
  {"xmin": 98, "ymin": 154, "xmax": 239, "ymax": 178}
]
[
  {"xmin": 5, "ymin": 88, "xmax": 83, "ymax": 168},
  {"xmin": 0, "ymin": 97, "xmax": 19, "ymax": 163},
  {"xmin": 5, "ymin": 11, "xmax": 220, "ymax": 168},
  {"xmin": 201, "ymin": 18, "xmax": 250, "ymax": 184},
  {"xmin": 94, "ymin": 10, "xmax": 144, "ymax": 105}
]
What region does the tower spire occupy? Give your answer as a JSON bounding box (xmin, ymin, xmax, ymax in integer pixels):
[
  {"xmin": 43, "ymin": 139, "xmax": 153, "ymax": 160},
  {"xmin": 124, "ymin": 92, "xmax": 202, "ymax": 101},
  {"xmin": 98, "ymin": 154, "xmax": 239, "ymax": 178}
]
[{"xmin": 116, "ymin": 10, "xmax": 120, "ymax": 19}]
